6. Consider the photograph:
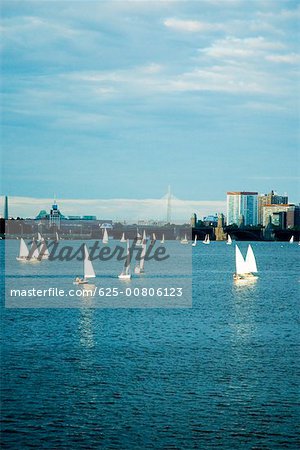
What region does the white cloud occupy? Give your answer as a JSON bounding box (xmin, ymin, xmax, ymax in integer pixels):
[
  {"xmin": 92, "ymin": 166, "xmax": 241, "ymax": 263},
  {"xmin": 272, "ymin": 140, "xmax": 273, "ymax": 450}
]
[
  {"xmin": 200, "ymin": 36, "xmax": 285, "ymax": 59},
  {"xmin": 164, "ymin": 17, "xmax": 223, "ymax": 32},
  {"xmin": 0, "ymin": 196, "xmax": 226, "ymax": 222},
  {"xmin": 265, "ymin": 53, "xmax": 300, "ymax": 64}
]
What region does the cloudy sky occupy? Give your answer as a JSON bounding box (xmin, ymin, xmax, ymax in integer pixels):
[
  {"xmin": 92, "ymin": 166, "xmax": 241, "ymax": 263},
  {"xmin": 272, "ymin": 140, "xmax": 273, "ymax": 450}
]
[{"xmin": 1, "ymin": 0, "xmax": 299, "ymax": 219}]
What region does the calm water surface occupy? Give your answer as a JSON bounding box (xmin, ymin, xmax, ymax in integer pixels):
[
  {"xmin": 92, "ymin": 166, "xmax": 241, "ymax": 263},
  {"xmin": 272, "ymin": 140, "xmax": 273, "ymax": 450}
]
[{"xmin": 1, "ymin": 241, "xmax": 299, "ymax": 449}]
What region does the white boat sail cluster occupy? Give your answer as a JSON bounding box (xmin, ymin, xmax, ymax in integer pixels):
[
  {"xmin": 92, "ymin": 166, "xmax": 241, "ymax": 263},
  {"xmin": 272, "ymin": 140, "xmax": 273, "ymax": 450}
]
[
  {"xmin": 234, "ymin": 244, "xmax": 258, "ymax": 280},
  {"xmin": 16, "ymin": 234, "xmax": 50, "ymax": 263}
]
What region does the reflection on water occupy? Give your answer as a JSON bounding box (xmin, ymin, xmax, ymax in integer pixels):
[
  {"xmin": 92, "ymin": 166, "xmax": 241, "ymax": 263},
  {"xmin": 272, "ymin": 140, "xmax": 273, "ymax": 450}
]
[
  {"xmin": 2, "ymin": 242, "xmax": 299, "ymax": 449},
  {"xmin": 78, "ymin": 304, "xmax": 95, "ymax": 349}
]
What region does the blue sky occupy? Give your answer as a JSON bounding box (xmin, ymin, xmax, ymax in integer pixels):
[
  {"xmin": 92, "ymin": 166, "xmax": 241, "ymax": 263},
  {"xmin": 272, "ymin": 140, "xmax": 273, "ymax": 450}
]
[{"xmin": 1, "ymin": 0, "xmax": 299, "ymax": 212}]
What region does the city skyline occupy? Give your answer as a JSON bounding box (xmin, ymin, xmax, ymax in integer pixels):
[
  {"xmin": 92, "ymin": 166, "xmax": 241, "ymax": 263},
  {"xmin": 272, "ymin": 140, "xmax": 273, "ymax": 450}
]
[
  {"xmin": 1, "ymin": 0, "xmax": 299, "ymax": 201},
  {"xmin": 0, "ymin": 186, "xmax": 297, "ymax": 223}
]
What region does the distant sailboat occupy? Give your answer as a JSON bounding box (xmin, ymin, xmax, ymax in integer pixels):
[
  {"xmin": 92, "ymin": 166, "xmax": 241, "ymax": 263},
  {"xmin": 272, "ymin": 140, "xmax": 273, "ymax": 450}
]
[
  {"xmin": 28, "ymin": 240, "xmax": 41, "ymax": 262},
  {"xmin": 180, "ymin": 234, "xmax": 189, "ymax": 244},
  {"xmin": 233, "ymin": 244, "xmax": 258, "ymax": 280},
  {"xmin": 203, "ymin": 234, "xmax": 210, "ymax": 245},
  {"xmin": 120, "ymin": 232, "xmax": 126, "ymax": 243},
  {"xmin": 289, "ymin": 235, "xmax": 294, "ymax": 243},
  {"xmin": 161, "ymin": 234, "xmax": 165, "ymax": 244},
  {"xmin": 192, "ymin": 236, "xmax": 197, "ymax": 247},
  {"xmin": 39, "ymin": 239, "xmax": 50, "ymax": 260},
  {"xmin": 102, "ymin": 228, "xmax": 109, "ymax": 244},
  {"xmin": 55, "ymin": 231, "xmax": 59, "ymax": 242},
  {"xmin": 119, "ymin": 240, "xmax": 131, "ymax": 280},
  {"xmin": 16, "ymin": 238, "xmax": 29, "ymax": 261},
  {"xmin": 152, "ymin": 232, "xmax": 156, "ymax": 241},
  {"xmin": 37, "ymin": 232, "xmax": 42, "ymax": 242},
  {"xmin": 135, "ymin": 239, "xmax": 146, "ymax": 274},
  {"xmin": 135, "ymin": 230, "xmax": 142, "ymax": 246},
  {"xmin": 227, "ymin": 235, "xmax": 232, "ymax": 245},
  {"xmin": 74, "ymin": 245, "xmax": 96, "ymax": 285}
]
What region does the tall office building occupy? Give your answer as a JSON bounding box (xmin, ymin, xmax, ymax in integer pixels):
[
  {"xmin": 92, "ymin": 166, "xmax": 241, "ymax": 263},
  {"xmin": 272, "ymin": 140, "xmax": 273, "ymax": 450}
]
[
  {"xmin": 258, "ymin": 190, "xmax": 288, "ymax": 225},
  {"xmin": 227, "ymin": 192, "xmax": 258, "ymax": 226}
]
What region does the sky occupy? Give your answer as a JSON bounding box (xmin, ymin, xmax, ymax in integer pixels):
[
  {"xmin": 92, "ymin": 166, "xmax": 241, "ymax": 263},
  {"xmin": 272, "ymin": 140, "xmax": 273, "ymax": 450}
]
[{"xmin": 1, "ymin": 0, "xmax": 299, "ymax": 220}]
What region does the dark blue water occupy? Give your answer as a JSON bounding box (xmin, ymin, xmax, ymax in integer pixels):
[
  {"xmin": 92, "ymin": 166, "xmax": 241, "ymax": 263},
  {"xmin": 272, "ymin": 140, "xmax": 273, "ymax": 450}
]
[{"xmin": 1, "ymin": 242, "xmax": 299, "ymax": 449}]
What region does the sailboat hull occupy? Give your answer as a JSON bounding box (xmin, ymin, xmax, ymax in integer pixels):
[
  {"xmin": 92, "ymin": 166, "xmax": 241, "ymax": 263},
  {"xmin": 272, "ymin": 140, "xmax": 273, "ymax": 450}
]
[{"xmin": 118, "ymin": 274, "xmax": 131, "ymax": 280}]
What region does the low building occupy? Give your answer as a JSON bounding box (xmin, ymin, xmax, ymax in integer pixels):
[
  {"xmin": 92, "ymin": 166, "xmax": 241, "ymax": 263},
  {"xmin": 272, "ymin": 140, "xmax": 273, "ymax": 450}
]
[
  {"xmin": 258, "ymin": 190, "xmax": 288, "ymax": 225},
  {"xmin": 262, "ymin": 204, "xmax": 294, "ymax": 227}
]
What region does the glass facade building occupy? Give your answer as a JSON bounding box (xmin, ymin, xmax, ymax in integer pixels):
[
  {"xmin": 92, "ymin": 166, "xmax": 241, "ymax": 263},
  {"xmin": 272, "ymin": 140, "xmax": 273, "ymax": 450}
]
[{"xmin": 227, "ymin": 192, "xmax": 258, "ymax": 226}]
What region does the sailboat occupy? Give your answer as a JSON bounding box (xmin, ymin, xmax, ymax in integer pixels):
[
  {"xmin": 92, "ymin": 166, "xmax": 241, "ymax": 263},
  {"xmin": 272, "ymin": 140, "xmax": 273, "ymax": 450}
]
[
  {"xmin": 120, "ymin": 232, "xmax": 126, "ymax": 243},
  {"xmin": 74, "ymin": 245, "xmax": 96, "ymax": 285},
  {"xmin": 161, "ymin": 234, "xmax": 165, "ymax": 244},
  {"xmin": 135, "ymin": 230, "xmax": 142, "ymax": 246},
  {"xmin": 55, "ymin": 231, "xmax": 59, "ymax": 242},
  {"xmin": 39, "ymin": 238, "xmax": 50, "ymax": 260},
  {"xmin": 192, "ymin": 236, "xmax": 197, "ymax": 247},
  {"xmin": 233, "ymin": 244, "xmax": 258, "ymax": 280},
  {"xmin": 102, "ymin": 228, "xmax": 109, "ymax": 244},
  {"xmin": 152, "ymin": 232, "xmax": 156, "ymax": 241},
  {"xmin": 16, "ymin": 238, "xmax": 29, "ymax": 261},
  {"xmin": 28, "ymin": 239, "xmax": 41, "ymax": 262},
  {"xmin": 119, "ymin": 240, "xmax": 131, "ymax": 280},
  {"xmin": 227, "ymin": 234, "xmax": 232, "ymax": 245},
  {"xmin": 37, "ymin": 232, "xmax": 42, "ymax": 242},
  {"xmin": 135, "ymin": 239, "xmax": 146, "ymax": 274},
  {"xmin": 289, "ymin": 235, "xmax": 294, "ymax": 243},
  {"xmin": 180, "ymin": 234, "xmax": 189, "ymax": 244},
  {"xmin": 203, "ymin": 234, "xmax": 210, "ymax": 245}
]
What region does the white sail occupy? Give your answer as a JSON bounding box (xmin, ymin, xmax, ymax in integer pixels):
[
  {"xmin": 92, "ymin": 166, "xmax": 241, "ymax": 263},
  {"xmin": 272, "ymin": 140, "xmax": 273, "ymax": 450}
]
[
  {"xmin": 152, "ymin": 233, "xmax": 156, "ymax": 241},
  {"xmin": 192, "ymin": 236, "xmax": 197, "ymax": 246},
  {"xmin": 102, "ymin": 228, "xmax": 109, "ymax": 244},
  {"xmin": 120, "ymin": 232, "xmax": 126, "ymax": 242},
  {"xmin": 245, "ymin": 245, "xmax": 257, "ymax": 273},
  {"xmin": 119, "ymin": 240, "xmax": 131, "ymax": 278},
  {"xmin": 39, "ymin": 239, "xmax": 50, "ymax": 259},
  {"xmin": 55, "ymin": 232, "xmax": 59, "ymax": 241},
  {"xmin": 37, "ymin": 232, "xmax": 42, "ymax": 242},
  {"xmin": 84, "ymin": 245, "xmax": 96, "ymax": 279},
  {"xmin": 19, "ymin": 238, "xmax": 29, "ymax": 258},
  {"xmin": 30, "ymin": 241, "xmax": 40, "ymax": 259},
  {"xmin": 227, "ymin": 235, "xmax": 232, "ymax": 245},
  {"xmin": 289, "ymin": 235, "xmax": 294, "ymax": 243},
  {"xmin": 235, "ymin": 245, "xmax": 247, "ymax": 275},
  {"xmin": 203, "ymin": 234, "xmax": 210, "ymax": 244},
  {"xmin": 140, "ymin": 241, "xmax": 147, "ymax": 271},
  {"xmin": 161, "ymin": 234, "xmax": 165, "ymax": 244},
  {"xmin": 143, "ymin": 230, "xmax": 147, "ymax": 241}
]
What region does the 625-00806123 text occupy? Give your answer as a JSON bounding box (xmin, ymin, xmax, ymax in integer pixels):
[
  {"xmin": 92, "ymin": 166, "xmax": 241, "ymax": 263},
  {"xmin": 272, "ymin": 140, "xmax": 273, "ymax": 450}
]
[{"xmin": 9, "ymin": 287, "xmax": 184, "ymax": 298}]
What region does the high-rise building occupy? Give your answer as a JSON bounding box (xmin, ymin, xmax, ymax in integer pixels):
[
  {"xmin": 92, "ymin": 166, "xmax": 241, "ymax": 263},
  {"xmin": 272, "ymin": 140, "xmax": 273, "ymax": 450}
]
[
  {"xmin": 258, "ymin": 190, "xmax": 288, "ymax": 225},
  {"xmin": 286, "ymin": 205, "xmax": 300, "ymax": 228},
  {"xmin": 226, "ymin": 192, "xmax": 258, "ymax": 226},
  {"xmin": 262, "ymin": 204, "xmax": 292, "ymax": 227},
  {"xmin": 191, "ymin": 213, "xmax": 197, "ymax": 228}
]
